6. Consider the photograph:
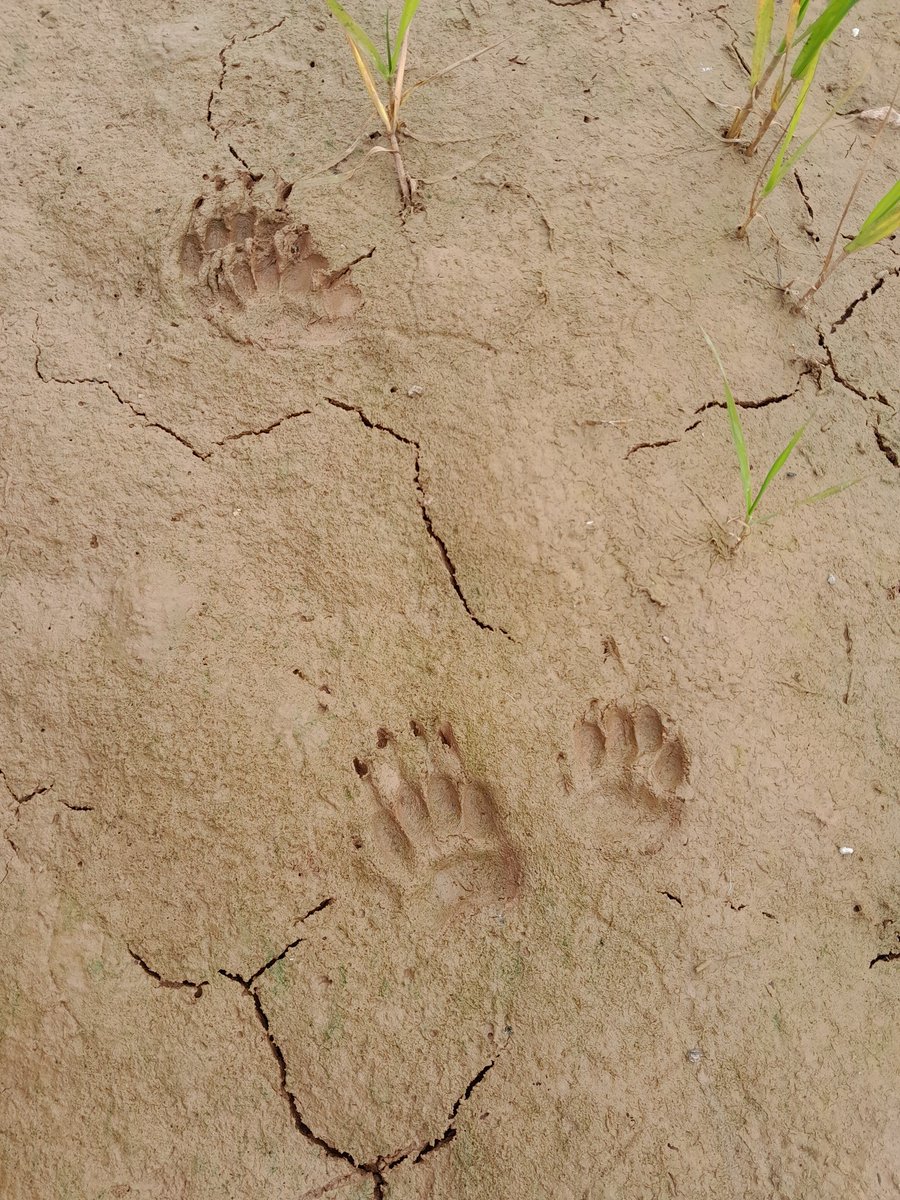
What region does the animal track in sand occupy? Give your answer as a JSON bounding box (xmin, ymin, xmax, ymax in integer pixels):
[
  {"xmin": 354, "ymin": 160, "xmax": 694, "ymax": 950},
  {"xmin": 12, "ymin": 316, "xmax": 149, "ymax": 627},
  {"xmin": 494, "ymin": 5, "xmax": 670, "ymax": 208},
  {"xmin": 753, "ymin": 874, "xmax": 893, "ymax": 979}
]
[
  {"xmin": 572, "ymin": 701, "xmax": 689, "ymax": 855},
  {"xmin": 177, "ymin": 173, "xmax": 363, "ymax": 346},
  {"xmin": 353, "ymin": 722, "xmax": 521, "ymax": 925}
]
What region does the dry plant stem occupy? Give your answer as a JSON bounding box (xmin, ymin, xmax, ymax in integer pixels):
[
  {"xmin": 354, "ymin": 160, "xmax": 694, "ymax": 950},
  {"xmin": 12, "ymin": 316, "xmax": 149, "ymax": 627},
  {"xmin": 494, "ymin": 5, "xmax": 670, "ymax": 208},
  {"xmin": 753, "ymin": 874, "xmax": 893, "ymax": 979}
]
[
  {"xmin": 393, "ymin": 30, "xmax": 410, "ymax": 119},
  {"xmin": 745, "ymin": 76, "xmax": 797, "ymax": 156},
  {"xmin": 727, "ymin": 54, "xmax": 780, "ymax": 141},
  {"xmin": 388, "ymin": 30, "xmax": 414, "ymax": 207},
  {"xmin": 389, "ymin": 127, "xmax": 412, "ymax": 206},
  {"xmin": 736, "ymin": 130, "xmax": 785, "ymax": 236}
]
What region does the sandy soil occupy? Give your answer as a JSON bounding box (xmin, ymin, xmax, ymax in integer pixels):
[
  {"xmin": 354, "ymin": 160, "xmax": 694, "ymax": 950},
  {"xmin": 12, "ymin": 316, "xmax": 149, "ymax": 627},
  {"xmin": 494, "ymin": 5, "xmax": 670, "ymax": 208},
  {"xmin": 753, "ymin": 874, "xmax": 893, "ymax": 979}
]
[{"xmin": 2, "ymin": 1, "xmax": 900, "ymax": 1197}]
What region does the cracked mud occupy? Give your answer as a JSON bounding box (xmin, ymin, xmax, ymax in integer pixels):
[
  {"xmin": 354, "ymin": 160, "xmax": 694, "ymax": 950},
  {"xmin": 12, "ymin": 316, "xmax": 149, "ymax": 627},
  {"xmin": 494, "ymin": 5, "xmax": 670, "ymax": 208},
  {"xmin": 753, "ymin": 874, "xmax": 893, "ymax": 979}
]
[{"xmin": 2, "ymin": 2, "xmax": 900, "ymax": 1199}]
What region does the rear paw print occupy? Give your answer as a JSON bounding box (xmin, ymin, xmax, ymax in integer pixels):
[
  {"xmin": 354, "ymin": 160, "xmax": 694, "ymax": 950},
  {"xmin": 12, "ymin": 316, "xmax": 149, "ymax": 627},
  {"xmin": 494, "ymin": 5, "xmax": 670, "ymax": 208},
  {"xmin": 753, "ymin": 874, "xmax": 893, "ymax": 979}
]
[
  {"xmin": 353, "ymin": 723, "xmax": 521, "ymax": 924},
  {"xmin": 572, "ymin": 701, "xmax": 689, "ymax": 855}
]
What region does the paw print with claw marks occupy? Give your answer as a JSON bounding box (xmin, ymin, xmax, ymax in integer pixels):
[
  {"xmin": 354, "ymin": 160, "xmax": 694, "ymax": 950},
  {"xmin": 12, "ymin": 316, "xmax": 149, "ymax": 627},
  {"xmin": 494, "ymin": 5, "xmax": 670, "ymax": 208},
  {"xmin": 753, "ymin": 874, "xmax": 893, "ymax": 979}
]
[{"xmin": 352, "ymin": 721, "xmax": 521, "ymax": 926}]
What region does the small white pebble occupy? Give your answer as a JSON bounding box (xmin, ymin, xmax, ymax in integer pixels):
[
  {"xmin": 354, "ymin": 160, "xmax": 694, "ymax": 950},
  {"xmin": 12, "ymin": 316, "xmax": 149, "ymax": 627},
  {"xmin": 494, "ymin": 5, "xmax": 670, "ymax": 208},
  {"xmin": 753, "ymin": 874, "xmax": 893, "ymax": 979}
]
[
  {"xmin": 827, "ymin": 574, "xmax": 837, "ymax": 585},
  {"xmin": 700, "ymin": 65, "xmax": 712, "ymax": 72},
  {"xmin": 852, "ymin": 26, "xmax": 859, "ymax": 36},
  {"xmin": 585, "ymin": 519, "xmax": 594, "ymax": 527},
  {"xmin": 407, "ymin": 385, "xmax": 424, "ymax": 398},
  {"xmin": 232, "ymin": 508, "xmax": 241, "ymax": 516},
  {"xmin": 662, "ymin": 635, "xmax": 671, "ymax": 644},
  {"xmin": 839, "ymin": 846, "xmax": 854, "ymax": 856},
  {"xmin": 686, "ymin": 1047, "xmax": 702, "ymax": 1064}
]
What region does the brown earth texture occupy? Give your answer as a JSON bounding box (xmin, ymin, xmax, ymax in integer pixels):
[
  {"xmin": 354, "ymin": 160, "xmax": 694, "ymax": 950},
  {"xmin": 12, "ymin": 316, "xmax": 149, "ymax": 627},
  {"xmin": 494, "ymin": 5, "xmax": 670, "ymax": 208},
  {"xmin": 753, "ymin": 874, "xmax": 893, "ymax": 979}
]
[{"xmin": 2, "ymin": 1, "xmax": 900, "ymax": 1197}]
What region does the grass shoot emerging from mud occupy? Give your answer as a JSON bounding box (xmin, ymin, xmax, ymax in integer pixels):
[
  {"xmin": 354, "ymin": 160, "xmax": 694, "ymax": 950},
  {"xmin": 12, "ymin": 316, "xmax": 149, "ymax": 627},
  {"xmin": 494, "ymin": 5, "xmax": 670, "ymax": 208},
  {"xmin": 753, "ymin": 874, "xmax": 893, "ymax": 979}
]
[
  {"xmin": 703, "ymin": 333, "xmax": 803, "ymax": 546},
  {"xmin": 702, "ymin": 333, "xmax": 855, "ymax": 549},
  {"xmin": 325, "ymin": 0, "xmax": 421, "ymax": 206},
  {"xmin": 726, "ymin": 0, "xmax": 860, "ymax": 153}
]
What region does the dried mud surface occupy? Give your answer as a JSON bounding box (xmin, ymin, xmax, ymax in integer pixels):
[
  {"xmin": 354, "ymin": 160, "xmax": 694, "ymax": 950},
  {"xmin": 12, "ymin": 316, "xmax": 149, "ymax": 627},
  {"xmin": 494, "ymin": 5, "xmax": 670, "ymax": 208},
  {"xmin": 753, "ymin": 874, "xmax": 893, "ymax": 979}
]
[{"xmin": 2, "ymin": 2, "xmax": 899, "ymax": 1198}]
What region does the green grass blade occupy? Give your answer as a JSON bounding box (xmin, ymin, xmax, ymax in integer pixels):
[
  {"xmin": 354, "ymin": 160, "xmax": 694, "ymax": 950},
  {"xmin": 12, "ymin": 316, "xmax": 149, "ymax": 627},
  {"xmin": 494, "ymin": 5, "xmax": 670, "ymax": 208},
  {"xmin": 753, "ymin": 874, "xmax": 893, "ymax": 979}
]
[
  {"xmin": 762, "ymin": 49, "xmax": 820, "ymax": 195},
  {"xmin": 703, "ymin": 331, "xmax": 752, "ymax": 521},
  {"xmin": 748, "ymin": 426, "xmax": 804, "ymax": 518},
  {"xmin": 750, "ymin": 0, "xmax": 776, "ymax": 89},
  {"xmin": 844, "ymin": 179, "xmax": 900, "ymax": 252},
  {"xmin": 791, "ymin": 0, "xmax": 860, "ymax": 80},
  {"xmin": 324, "ymin": 0, "xmax": 389, "ymax": 77},
  {"xmin": 392, "ymin": 0, "xmax": 422, "ymax": 63}
]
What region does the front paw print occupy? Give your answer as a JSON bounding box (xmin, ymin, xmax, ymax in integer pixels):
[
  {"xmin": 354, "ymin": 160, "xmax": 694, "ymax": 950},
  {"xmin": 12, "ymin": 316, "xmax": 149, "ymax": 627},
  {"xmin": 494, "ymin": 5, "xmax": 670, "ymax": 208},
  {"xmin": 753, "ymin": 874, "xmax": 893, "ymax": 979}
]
[
  {"xmin": 353, "ymin": 721, "xmax": 521, "ymax": 925},
  {"xmin": 572, "ymin": 701, "xmax": 689, "ymax": 855}
]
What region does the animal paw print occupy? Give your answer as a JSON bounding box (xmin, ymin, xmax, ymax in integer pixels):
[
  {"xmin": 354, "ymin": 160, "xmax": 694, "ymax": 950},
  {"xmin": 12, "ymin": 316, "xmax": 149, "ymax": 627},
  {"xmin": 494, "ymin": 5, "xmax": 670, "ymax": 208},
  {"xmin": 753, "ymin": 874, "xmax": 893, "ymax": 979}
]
[
  {"xmin": 353, "ymin": 722, "xmax": 521, "ymax": 925},
  {"xmin": 572, "ymin": 701, "xmax": 689, "ymax": 855},
  {"xmin": 177, "ymin": 173, "xmax": 362, "ymax": 347}
]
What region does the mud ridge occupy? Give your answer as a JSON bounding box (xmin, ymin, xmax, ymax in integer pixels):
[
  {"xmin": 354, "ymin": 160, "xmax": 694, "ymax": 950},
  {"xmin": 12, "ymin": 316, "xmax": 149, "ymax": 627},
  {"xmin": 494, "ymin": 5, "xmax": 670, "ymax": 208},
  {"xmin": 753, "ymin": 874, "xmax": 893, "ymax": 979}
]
[{"xmin": 323, "ymin": 397, "xmax": 515, "ymax": 640}]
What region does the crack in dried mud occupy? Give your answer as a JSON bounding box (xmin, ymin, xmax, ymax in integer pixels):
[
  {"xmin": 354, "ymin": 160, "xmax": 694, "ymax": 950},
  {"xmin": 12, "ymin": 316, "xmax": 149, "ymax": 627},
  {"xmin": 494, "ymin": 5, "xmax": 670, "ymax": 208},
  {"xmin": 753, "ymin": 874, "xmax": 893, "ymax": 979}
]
[
  {"xmin": 206, "ymin": 17, "xmax": 287, "ymax": 178},
  {"xmin": 31, "ymin": 336, "xmax": 523, "ymax": 625},
  {"xmin": 33, "ymin": 330, "xmax": 210, "ymax": 461},
  {"xmin": 224, "ymin": 896, "xmax": 336, "ymax": 986},
  {"xmin": 1, "ymin": 767, "xmax": 93, "ymax": 813},
  {"xmin": 33, "ymin": 325, "xmax": 315, "ymax": 460},
  {"xmin": 222, "ymin": 965, "xmax": 503, "ymax": 1195},
  {"xmin": 869, "ymin": 937, "xmax": 900, "ymax": 968},
  {"xmin": 1, "ymin": 769, "xmax": 54, "ymax": 806},
  {"xmin": 815, "ymin": 328, "xmax": 898, "ymax": 468},
  {"xmin": 627, "ymin": 318, "xmax": 898, "ymax": 470},
  {"xmin": 412, "ymin": 1058, "xmax": 497, "ymax": 1162},
  {"xmin": 712, "ymin": 7, "xmax": 751, "ymax": 75},
  {"xmin": 842, "ymin": 621, "xmax": 854, "ymax": 706},
  {"xmin": 323, "ymin": 397, "xmax": 514, "ymax": 641},
  {"xmin": 216, "ymin": 411, "xmax": 312, "ymax": 445},
  {"xmin": 626, "ymin": 360, "xmax": 820, "ymax": 458},
  {"xmin": 873, "ymin": 421, "xmax": 899, "ymax": 468},
  {"xmin": 127, "ymin": 948, "xmax": 208, "ymax": 998},
  {"xmin": 121, "ymin": 891, "xmax": 505, "ymax": 1195},
  {"xmin": 793, "ymin": 169, "xmax": 818, "ymax": 243},
  {"xmin": 816, "ymin": 329, "xmax": 872, "ymax": 403},
  {"xmin": 625, "ymin": 438, "xmax": 678, "ymax": 459},
  {"xmin": 829, "ymin": 267, "xmax": 899, "ymax": 333}
]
